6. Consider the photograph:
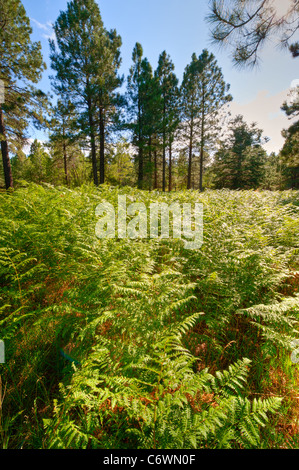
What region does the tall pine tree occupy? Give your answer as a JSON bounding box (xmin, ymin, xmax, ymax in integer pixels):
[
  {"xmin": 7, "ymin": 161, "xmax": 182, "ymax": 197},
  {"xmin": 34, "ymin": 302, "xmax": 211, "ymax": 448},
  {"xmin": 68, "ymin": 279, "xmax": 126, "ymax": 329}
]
[
  {"xmin": 181, "ymin": 50, "xmax": 231, "ymax": 191},
  {"xmin": 126, "ymin": 43, "xmax": 145, "ymax": 189},
  {"xmin": 180, "ymin": 53, "xmax": 200, "ymax": 190},
  {"xmin": 49, "ymin": 0, "xmax": 122, "ymax": 186},
  {"xmin": 155, "ymin": 51, "xmax": 180, "ymax": 192},
  {"xmin": 126, "ymin": 43, "xmax": 161, "ymax": 189},
  {"xmin": 0, "ymin": 0, "xmax": 46, "ymax": 189}
]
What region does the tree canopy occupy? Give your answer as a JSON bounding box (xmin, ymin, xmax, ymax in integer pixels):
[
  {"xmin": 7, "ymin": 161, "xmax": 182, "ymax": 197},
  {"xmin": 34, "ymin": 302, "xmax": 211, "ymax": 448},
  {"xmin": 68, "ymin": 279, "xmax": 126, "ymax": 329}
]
[
  {"xmin": 207, "ymin": 0, "xmax": 299, "ymax": 67},
  {"xmin": 1, "ymin": 0, "xmax": 296, "ymax": 192}
]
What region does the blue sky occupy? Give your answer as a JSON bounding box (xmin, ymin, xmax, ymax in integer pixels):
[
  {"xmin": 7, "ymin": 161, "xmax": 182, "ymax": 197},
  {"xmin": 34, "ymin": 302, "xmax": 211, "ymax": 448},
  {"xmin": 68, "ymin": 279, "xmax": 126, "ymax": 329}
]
[{"xmin": 23, "ymin": 0, "xmax": 299, "ymax": 154}]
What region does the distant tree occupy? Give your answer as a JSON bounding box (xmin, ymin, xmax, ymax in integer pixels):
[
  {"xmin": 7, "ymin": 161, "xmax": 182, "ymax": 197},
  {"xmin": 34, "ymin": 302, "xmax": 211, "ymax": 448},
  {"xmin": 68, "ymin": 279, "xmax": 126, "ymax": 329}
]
[
  {"xmin": 48, "ymin": 100, "xmax": 89, "ymax": 187},
  {"xmin": 207, "ymin": 0, "xmax": 299, "ymax": 68},
  {"xmin": 174, "ymin": 149, "xmax": 188, "ymax": 190},
  {"xmin": 180, "ymin": 50, "xmax": 232, "ymax": 191},
  {"xmin": 263, "ymin": 152, "xmax": 283, "ymax": 190},
  {"xmin": 242, "ymin": 146, "xmax": 267, "ymax": 188},
  {"xmin": 49, "ymin": 0, "xmax": 123, "ymax": 186},
  {"xmin": 24, "ymin": 139, "xmax": 53, "ymax": 184},
  {"xmin": 0, "ymin": 0, "xmax": 46, "ymax": 189},
  {"xmin": 48, "ymin": 99, "xmax": 78, "ymax": 186},
  {"xmin": 10, "ymin": 148, "xmax": 28, "ymax": 182},
  {"xmin": 213, "ymin": 115, "xmax": 268, "ymax": 189},
  {"xmin": 279, "ymin": 85, "xmax": 299, "ymax": 188},
  {"xmin": 106, "ymin": 138, "xmax": 135, "ymax": 187}
]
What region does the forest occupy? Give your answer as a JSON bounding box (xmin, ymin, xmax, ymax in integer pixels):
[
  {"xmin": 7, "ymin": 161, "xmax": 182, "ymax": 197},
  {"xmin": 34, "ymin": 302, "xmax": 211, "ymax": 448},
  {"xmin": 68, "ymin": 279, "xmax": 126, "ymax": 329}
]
[{"xmin": 0, "ymin": 0, "xmax": 299, "ymax": 451}]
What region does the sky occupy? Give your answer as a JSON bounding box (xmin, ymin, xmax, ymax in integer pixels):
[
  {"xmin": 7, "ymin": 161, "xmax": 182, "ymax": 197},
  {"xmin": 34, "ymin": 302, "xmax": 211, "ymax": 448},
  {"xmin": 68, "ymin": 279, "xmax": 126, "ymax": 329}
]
[{"xmin": 22, "ymin": 0, "xmax": 299, "ymax": 154}]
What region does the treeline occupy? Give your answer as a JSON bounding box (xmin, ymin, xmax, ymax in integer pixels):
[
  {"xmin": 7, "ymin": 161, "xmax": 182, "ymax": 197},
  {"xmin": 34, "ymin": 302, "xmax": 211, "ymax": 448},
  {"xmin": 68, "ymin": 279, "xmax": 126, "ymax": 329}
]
[{"xmin": 0, "ymin": 0, "xmax": 298, "ymax": 191}]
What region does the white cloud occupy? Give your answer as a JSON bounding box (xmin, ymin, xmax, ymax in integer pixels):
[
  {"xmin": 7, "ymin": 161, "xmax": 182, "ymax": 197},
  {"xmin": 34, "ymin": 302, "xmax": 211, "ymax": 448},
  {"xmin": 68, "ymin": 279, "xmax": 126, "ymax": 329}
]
[
  {"xmin": 30, "ymin": 18, "xmax": 56, "ymax": 44},
  {"xmin": 30, "ymin": 18, "xmax": 53, "ymax": 32},
  {"xmin": 272, "ymin": 0, "xmax": 293, "ymax": 17},
  {"xmin": 42, "ymin": 31, "xmax": 56, "ymax": 41},
  {"xmin": 290, "ymin": 79, "xmax": 299, "ymax": 89},
  {"xmin": 228, "ymin": 88, "xmax": 296, "ymax": 154}
]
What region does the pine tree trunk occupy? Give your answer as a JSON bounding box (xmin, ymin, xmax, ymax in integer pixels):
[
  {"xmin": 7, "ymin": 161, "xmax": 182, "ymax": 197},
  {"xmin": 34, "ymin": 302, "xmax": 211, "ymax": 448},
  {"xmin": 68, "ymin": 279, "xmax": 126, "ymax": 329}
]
[
  {"xmin": 99, "ymin": 107, "xmax": 105, "ymax": 185},
  {"xmin": 168, "ymin": 141, "xmax": 172, "ymax": 192},
  {"xmin": 62, "ymin": 124, "xmax": 69, "ymax": 187},
  {"xmin": 199, "ymin": 102, "xmax": 205, "ymax": 193},
  {"xmin": 148, "ymin": 135, "xmax": 152, "ymax": 191},
  {"xmin": 162, "ymin": 143, "xmax": 166, "ymax": 192},
  {"xmin": 199, "ymin": 145, "xmax": 204, "ymax": 192},
  {"xmin": 137, "ymin": 100, "xmax": 143, "ymax": 189},
  {"xmin": 0, "ymin": 107, "xmax": 13, "ymax": 190},
  {"xmin": 187, "ymin": 121, "xmax": 193, "ymax": 190},
  {"xmin": 154, "ymin": 145, "xmax": 158, "ymax": 190},
  {"xmin": 87, "ymin": 93, "xmax": 98, "ymax": 186},
  {"xmin": 162, "ymin": 107, "xmax": 166, "ymax": 192},
  {"xmin": 138, "ymin": 147, "xmax": 143, "ymax": 189},
  {"xmin": 90, "ymin": 128, "xmax": 98, "ymax": 186},
  {"xmin": 63, "ymin": 141, "xmax": 69, "ymax": 186}
]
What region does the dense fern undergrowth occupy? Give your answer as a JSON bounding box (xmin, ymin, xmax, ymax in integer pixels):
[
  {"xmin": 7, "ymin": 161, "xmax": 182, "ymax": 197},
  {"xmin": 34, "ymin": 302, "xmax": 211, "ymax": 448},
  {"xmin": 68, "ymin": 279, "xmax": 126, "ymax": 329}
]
[{"xmin": 0, "ymin": 183, "xmax": 299, "ymax": 449}]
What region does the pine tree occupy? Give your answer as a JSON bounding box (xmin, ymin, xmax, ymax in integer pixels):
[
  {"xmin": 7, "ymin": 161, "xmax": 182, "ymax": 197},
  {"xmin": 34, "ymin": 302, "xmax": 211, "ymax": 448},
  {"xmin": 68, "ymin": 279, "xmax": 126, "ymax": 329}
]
[
  {"xmin": 197, "ymin": 50, "xmax": 232, "ymax": 192},
  {"xmin": 180, "ymin": 50, "xmax": 231, "ymax": 191},
  {"xmin": 142, "ymin": 63, "xmax": 163, "ymax": 190},
  {"xmin": 48, "ymin": 99, "xmax": 87, "ymax": 186},
  {"xmin": 126, "ymin": 44, "xmax": 161, "ymax": 189},
  {"xmin": 49, "ymin": 0, "xmax": 122, "ymax": 186},
  {"xmin": 0, "ymin": 0, "xmax": 46, "ymax": 189},
  {"xmin": 155, "ymin": 51, "xmax": 180, "ymax": 192},
  {"xmin": 213, "ymin": 115, "xmax": 267, "ymax": 189},
  {"xmin": 94, "ymin": 28, "xmax": 123, "ymax": 184},
  {"xmin": 180, "ymin": 54, "xmax": 200, "ymax": 190},
  {"xmin": 126, "ymin": 43, "xmax": 144, "ymax": 189}
]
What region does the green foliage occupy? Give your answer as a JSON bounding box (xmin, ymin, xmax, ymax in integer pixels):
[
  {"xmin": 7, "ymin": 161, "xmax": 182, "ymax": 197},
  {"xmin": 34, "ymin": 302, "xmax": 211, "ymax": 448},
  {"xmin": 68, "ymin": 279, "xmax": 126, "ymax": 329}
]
[
  {"xmin": 0, "ymin": 184, "xmax": 298, "ymax": 448},
  {"xmin": 212, "ymin": 115, "xmax": 268, "ymax": 189},
  {"xmin": 280, "ymin": 86, "xmax": 299, "ymax": 189},
  {"xmin": 106, "ymin": 139, "xmax": 136, "ymax": 187},
  {"xmin": 238, "ymin": 296, "xmax": 299, "ymax": 351}
]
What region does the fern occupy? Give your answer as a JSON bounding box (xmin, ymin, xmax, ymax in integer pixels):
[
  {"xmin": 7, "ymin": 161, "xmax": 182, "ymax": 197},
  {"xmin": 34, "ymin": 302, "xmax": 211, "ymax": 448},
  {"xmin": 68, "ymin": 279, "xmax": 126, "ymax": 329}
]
[
  {"xmin": 238, "ymin": 295, "xmax": 299, "ymax": 351},
  {"xmin": 0, "ymin": 185, "xmax": 298, "ymax": 449}
]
